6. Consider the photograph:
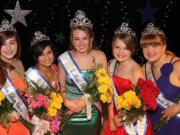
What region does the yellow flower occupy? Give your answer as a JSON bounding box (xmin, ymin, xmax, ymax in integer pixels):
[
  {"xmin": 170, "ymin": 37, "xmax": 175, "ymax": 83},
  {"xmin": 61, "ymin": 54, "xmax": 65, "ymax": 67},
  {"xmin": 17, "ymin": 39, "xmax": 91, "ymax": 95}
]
[
  {"xmin": 133, "ymin": 96, "xmax": 141, "ymax": 108},
  {"xmin": 56, "ymin": 94, "xmax": 63, "ymax": 103},
  {"xmin": 50, "ymin": 91, "xmax": 57, "ymax": 98},
  {"xmin": 96, "ymin": 68, "xmax": 110, "ymax": 80},
  {"xmin": 123, "ymin": 90, "xmax": 141, "ymax": 109},
  {"xmin": 0, "ymin": 91, "xmax": 5, "ymax": 102},
  {"xmin": 100, "ymin": 94, "xmax": 110, "ymax": 103},
  {"xmin": 122, "ymin": 100, "xmax": 131, "ymax": 110},
  {"xmin": 98, "ymin": 84, "xmax": 108, "ymax": 94},
  {"xmin": 124, "ymin": 91, "xmax": 136, "ymax": 105},
  {"xmin": 108, "ymin": 87, "xmax": 114, "ymax": 95},
  {"xmin": 116, "ymin": 96, "xmax": 124, "ymax": 109},
  {"xmin": 50, "ymin": 100, "xmax": 61, "ymax": 109},
  {"xmin": 97, "ymin": 77, "xmax": 112, "ymax": 87},
  {"xmin": 48, "ymin": 107, "xmax": 57, "ymax": 117}
]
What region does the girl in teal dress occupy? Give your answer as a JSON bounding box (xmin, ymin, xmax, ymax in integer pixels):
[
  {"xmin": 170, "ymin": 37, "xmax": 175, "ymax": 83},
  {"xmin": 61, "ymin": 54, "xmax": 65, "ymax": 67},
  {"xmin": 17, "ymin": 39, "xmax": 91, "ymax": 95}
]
[{"xmin": 58, "ymin": 10, "xmax": 107, "ymax": 135}]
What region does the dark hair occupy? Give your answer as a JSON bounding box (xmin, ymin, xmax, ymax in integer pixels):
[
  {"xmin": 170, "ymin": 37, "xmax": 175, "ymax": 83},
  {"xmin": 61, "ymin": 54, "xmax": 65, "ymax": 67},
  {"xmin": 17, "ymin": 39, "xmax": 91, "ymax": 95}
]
[
  {"xmin": 112, "ymin": 33, "xmax": 137, "ymax": 55},
  {"xmin": 31, "ymin": 40, "xmax": 56, "ymax": 62},
  {"xmin": 69, "ymin": 26, "xmax": 97, "ymax": 51},
  {"xmin": 0, "ymin": 31, "xmax": 21, "ymax": 58},
  {"xmin": 140, "ymin": 33, "xmax": 167, "ymax": 48}
]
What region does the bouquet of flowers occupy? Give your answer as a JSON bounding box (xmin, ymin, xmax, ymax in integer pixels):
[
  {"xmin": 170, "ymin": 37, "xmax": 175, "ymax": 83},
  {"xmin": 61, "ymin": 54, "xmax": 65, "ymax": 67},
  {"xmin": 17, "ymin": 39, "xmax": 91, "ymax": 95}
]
[
  {"xmin": 116, "ymin": 78, "xmax": 160, "ymax": 125},
  {"xmin": 0, "ymin": 76, "xmax": 34, "ymax": 130},
  {"xmin": 0, "ymin": 91, "xmax": 13, "ymax": 128},
  {"xmin": 83, "ymin": 64, "xmax": 114, "ymax": 104},
  {"xmin": 25, "ymin": 82, "xmax": 63, "ymax": 134}
]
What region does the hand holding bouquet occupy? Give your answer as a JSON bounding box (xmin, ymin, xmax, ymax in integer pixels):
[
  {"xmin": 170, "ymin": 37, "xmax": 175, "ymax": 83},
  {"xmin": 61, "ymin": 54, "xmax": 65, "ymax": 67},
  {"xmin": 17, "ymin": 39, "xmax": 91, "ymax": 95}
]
[
  {"xmin": 115, "ymin": 77, "xmax": 160, "ymax": 133},
  {"xmin": 25, "ymin": 82, "xmax": 63, "ymax": 134}
]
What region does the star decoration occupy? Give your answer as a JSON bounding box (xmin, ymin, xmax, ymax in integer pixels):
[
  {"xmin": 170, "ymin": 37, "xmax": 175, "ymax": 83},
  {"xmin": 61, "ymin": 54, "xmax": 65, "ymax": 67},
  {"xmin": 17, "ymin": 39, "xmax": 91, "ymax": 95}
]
[
  {"xmin": 137, "ymin": 0, "xmax": 159, "ymax": 24},
  {"xmin": 4, "ymin": 1, "xmax": 32, "ymax": 26},
  {"xmin": 55, "ymin": 33, "xmax": 66, "ymax": 44}
]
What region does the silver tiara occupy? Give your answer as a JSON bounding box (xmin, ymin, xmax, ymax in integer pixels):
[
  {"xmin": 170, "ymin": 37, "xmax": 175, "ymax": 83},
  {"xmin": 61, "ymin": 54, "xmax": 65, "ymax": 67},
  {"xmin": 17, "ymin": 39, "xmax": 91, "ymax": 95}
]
[
  {"xmin": 115, "ymin": 22, "xmax": 135, "ymax": 36},
  {"xmin": 0, "ymin": 19, "xmax": 16, "ymax": 32},
  {"xmin": 142, "ymin": 23, "xmax": 164, "ymax": 35},
  {"xmin": 31, "ymin": 31, "xmax": 50, "ymax": 46},
  {"xmin": 70, "ymin": 10, "xmax": 93, "ymax": 29}
]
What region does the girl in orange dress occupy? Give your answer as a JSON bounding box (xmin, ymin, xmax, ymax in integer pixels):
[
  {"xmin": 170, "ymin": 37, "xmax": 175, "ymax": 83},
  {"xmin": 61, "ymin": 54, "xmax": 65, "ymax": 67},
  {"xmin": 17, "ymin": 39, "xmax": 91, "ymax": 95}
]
[{"xmin": 0, "ymin": 19, "xmax": 30, "ymax": 135}]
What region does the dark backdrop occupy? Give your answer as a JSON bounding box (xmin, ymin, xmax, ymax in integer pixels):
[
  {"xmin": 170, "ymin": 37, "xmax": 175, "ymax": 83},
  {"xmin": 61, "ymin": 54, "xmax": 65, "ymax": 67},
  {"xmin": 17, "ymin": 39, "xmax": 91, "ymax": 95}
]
[{"xmin": 0, "ymin": 0, "xmax": 179, "ymax": 69}]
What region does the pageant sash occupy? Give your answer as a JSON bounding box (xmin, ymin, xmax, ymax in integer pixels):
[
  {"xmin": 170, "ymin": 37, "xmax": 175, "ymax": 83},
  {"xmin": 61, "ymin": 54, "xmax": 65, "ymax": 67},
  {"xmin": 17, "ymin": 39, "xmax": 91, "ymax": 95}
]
[
  {"xmin": 58, "ymin": 51, "xmax": 96, "ymax": 120},
  {"xmin": 25, "ymin": 67, "xmax": 53, "ymax": 89},
  {"xmin": 108, "ymin": 59, "xmax": 119, "ymax": 111},
  {"xmin": 1, "ymin": 76, "xmax": 29, "ymax": 121},
  {"xmin": 124, "ymin": 114, "xmax": 147, "ymax": 135},
  {"xmin": 58, "ymin": 51, "xmax": 87, "ymax": 93},
  {"xmin": 146, "ymin": 69, "xmax": 180, "ymax": 118}
]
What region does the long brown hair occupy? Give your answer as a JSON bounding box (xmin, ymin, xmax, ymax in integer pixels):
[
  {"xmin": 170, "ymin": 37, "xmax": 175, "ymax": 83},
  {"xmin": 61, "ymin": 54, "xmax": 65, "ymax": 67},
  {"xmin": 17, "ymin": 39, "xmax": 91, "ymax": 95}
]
[{"xmin": 0, "ymin": 60, "xmax": 7, "ymax": 87}]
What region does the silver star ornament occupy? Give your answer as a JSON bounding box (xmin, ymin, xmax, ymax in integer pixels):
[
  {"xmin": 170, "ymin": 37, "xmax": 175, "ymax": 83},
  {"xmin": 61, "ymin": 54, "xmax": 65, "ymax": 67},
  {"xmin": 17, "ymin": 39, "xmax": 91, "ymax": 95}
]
[{"xmin": 4, "ymin": 1, "xmax": 32, "ymax": 26}]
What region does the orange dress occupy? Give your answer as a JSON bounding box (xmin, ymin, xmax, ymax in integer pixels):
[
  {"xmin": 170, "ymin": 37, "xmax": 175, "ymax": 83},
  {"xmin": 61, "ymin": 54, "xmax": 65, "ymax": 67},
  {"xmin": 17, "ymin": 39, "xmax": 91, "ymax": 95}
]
[
  {"xmin": 0, "ymin": 122, "xmax": 30, "ymax": 135},
  {"xmin": 0, "ymin": 76, "xmax": 30, "ymax": 135}
]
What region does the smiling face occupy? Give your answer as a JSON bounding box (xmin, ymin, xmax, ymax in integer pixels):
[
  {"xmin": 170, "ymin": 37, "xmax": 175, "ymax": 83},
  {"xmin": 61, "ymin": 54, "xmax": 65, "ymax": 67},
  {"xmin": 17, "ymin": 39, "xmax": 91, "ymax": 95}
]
[
  {"xmin": 37, "ymin": 46, "xmax": 54, "ymax": 67},
  {"xmin": 112, "ymin": 38, "xmax": 132, "ymax": 63},
  {"xmin": 0, "ymin": 36, "xmax": 18, "ymax": 62},
  {"xmin": 71, "ymin": 29, "xmax": 92, "ymax": 54},
  {"xmin": 141, "ymin": 34, "xmax": 166, "ymax": 63}
]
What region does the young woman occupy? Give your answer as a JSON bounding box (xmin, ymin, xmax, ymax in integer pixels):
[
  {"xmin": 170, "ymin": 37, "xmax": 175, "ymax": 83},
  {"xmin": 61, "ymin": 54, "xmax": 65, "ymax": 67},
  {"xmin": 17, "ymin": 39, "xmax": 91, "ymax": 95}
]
[
  {"xmin": 0, "ymin": 19, "xmax": 30, "ymax": 135},
  {"xmin": 140, "ymin": 23, "xmax": 180, "ymax": 135},
  {"xmin": 25, "ymin": 31, "xmax": 61, "ymax": 134},
  {"xmin": 58, "ymin": 10, "xmax": 107, "ymax": 135},
  {"xmin": 104, "ymin": 22, "xmax": 153, "ymax": 135}
]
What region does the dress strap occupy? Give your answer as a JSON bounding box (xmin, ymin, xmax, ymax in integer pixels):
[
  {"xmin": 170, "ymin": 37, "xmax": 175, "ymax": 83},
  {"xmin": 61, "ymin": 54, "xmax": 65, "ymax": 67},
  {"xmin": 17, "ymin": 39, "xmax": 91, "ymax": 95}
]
[
  {"xmin": 170, "ymin": 56, "xmax": 175, "ymax": 63},
  {"xmin": 144, "ymin": 63, "xmax": 148, "ymax": 80},
  {"xmin": 172, "ymin": 59, "xmax": 180, "ymax": 64}
]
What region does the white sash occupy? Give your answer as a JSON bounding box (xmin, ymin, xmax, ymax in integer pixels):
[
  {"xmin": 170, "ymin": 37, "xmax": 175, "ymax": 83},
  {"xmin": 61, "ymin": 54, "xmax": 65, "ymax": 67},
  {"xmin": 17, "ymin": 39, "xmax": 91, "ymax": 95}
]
[
  {"xmin": 109, "ymin": 59, "xmax": 147, "ymax": 135},
  {"xmin": 146, "ymin": 69, "xmax": 180, "ymax": 118},
  {"xmin": 58, "ymin": 51, "xmax": 97, "ymax": 120},
  {"xmin": 58, "ymin": 51, "xmax": 87, "ymax": 93},
  {"xmin": 1, "ymin": 76, "xmax": 29, "ymax": 121},
  {"xmin": 108, "ymin": 59, "xmax": 119, "ymax": 111},
  {"xmin": 25, "ymin": 67, "xmax": 53, "ymax": 89},
  {"xmin": 124, "ymin": 114, "xmax": 147, "ymax": 135}
]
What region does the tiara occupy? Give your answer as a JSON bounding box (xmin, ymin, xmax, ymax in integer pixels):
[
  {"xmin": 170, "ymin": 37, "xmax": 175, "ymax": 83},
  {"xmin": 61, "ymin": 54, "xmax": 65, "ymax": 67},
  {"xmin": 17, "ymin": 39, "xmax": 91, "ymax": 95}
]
[
  {"xmin": 70, "ymin": 10, "xmax": 93, "ymax": 29},
  {"xmin": 0, "ymin": 19, "xmax": 16, "ymax": 32},
  {"xmin": 31, "ymin": 31, "xmax": 50, "ymax": 46},
  {"xmin": 115, "ymin": 22, "xmax": 135, "ymax": 36},
  {"xmin": 142, "ymin": 23, "xmax": 164, "ymax": 35}
]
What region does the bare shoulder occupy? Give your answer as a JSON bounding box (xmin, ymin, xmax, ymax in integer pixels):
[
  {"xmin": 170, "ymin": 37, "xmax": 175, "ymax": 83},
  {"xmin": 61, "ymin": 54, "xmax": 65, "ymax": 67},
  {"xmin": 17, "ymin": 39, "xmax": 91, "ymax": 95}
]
[
  {"xmin": 11, "ymin": 59, "xmax": 25, "ymax": 76},
  {"xmin": 12, "ymin": 59, "xmax": 24, "ymax": 69},
  {"xmin": 91, "ymin": 49, "xmax": 107, "ymax": 67},
  {"xmin": 92, "ymin": 49, "xmax": 106, "ymax": 58},
  {"xmin": 133, "ymin": 62, "xmax": 144, "ymax": 77}
]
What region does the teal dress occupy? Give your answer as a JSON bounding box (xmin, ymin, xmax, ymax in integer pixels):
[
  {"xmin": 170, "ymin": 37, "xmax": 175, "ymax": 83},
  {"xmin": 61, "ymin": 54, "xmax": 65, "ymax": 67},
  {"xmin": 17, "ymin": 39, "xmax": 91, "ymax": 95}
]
[{"xmin": 62, "ymin": 70, "xmax": 101, "ymax": 135}]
